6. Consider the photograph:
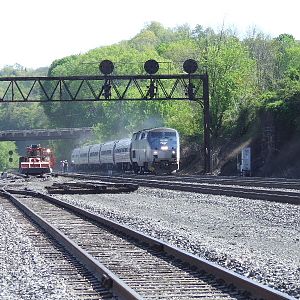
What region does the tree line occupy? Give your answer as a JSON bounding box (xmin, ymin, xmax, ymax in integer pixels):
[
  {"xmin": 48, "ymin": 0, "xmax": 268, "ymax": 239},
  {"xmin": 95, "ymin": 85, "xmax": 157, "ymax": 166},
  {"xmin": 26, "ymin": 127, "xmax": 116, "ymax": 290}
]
[{"xmin": 0, "ymin": 22, "xmax": 300, "ymax": 171}]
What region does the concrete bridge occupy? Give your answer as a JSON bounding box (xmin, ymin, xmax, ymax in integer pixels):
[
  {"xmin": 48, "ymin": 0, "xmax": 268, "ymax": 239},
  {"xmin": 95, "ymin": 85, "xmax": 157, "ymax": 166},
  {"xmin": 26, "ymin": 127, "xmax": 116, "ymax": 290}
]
[{"xmin": 0, "ymin": 127, "xmax": 93, "ymax": 141}]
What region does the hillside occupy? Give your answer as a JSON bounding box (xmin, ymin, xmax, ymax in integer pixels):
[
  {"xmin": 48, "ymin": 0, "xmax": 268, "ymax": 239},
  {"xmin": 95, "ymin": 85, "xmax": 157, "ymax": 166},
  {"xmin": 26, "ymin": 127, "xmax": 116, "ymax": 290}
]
[
  {"xmin": 180, "ymin": 99, "xmax": 300, "ymax": 178},
  {"xmin": 1, "ymin": 23, "xmax": 300, "ymax": 176}
]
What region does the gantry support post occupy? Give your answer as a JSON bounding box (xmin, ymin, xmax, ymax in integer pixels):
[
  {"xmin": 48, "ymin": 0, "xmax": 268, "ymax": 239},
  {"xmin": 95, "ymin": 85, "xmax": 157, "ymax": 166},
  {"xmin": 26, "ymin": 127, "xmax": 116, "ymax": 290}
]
[{"xmin": 202, "ymin": 73, "xmax": 211, "ymax": 174}]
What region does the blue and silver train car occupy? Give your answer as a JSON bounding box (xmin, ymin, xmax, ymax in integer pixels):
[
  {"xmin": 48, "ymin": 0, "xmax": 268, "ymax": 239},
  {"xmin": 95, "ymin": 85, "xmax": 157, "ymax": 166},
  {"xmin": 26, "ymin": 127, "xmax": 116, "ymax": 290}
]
[
  {"xmin": 70, "ymin": 127, "xmax": 180, "ymax": 174},
  {"xmin": 131, "ymin": 127, "xmax": 179, "ymax": 174},
  {"xmin": 88, "ymin": 144, "xmax": 102, "ymax": 171},
  {"xmin": 114, "ymin": 138, "xmax": 132, "ymax": 171}
]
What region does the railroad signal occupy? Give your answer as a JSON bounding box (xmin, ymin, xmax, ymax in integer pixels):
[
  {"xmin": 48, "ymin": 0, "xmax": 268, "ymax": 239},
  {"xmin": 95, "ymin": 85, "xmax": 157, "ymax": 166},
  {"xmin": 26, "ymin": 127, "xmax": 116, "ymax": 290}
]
[
  {"xmin": 144, "ymin": 59, "xmax": 159, "ymax": 74},
  {"xmin": 147, "ymin": 79, "xmax": 157, "ymax": 99},
  {"xmin": 183, "ymin": 59, "xmax": 198, "ymax": 74},
  {"xmin": 8, "ymin": 150, "xmax": 13, "ymax": 162},
  {"xmin": 99, "ymin": 60, "xmax": 114, "ymax": 75},
  {"xmin": 102, "ymin": 80, "xmax": 111, "ymax": 99},
  {"xmin": 186, "ymin": 82, "xmax": 195, "ymax": 100}
]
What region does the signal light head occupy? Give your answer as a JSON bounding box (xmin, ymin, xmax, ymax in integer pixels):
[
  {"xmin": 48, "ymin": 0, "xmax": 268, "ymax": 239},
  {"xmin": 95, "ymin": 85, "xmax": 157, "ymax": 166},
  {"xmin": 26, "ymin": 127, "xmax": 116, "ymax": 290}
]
[
  {"xmin": 99, "ymin": 60, "xmax": 114, "ymax": 75},
  {"xmin": 183, "ymin": 59, "xmax": 198, "ymax": 74},
  {"xmin": 144, "ymin": 59, "xmax": 159, "ymax": 74}
]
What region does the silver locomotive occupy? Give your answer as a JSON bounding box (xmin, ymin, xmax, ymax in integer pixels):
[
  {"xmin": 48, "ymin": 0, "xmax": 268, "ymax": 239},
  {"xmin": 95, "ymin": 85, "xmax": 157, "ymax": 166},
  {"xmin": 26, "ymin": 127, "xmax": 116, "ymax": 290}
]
[{"xmin": 71, "ymin": 127, "xmax": 180, "ymax": 174}]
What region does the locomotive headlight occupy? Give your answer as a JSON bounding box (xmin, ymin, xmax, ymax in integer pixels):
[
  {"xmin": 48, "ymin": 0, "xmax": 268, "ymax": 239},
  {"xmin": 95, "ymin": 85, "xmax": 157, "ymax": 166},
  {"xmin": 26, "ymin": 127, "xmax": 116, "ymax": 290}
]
[
  {"xmin": 172, "ymin": 150, "xmax": 176, "ymax": 154},
  {"xmin": 161, "ymin": 145, "xmax": 168, "ymax": 151},
  {"xmin": 153, "ymin": 150, "xmax": 158, "ymax": 155}
]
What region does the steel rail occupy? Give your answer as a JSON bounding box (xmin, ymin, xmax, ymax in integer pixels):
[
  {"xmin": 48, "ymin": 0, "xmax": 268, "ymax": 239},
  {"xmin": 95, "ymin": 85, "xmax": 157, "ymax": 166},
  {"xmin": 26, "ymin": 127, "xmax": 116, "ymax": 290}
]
[
  {"xmin": 61, "ymin": 173, "xmax": 300, "ymax": 205},
  {"xmin": 0, "ymin": 194, "xmax": 114, "ymax": 299},
  {"xmin": 0, "ymin": 188, "xmax": 142, "ymax": 300},
  {"xmin": 1, "ymin": 188, "xmax": 294, "ymax": 300},
  {"xmin": 176, "ymin": 175, "xmax": 300, "ymax": 189},
  {"xmin": 131, "ymin": 174, "xmax": 300, "ymax": 190}
]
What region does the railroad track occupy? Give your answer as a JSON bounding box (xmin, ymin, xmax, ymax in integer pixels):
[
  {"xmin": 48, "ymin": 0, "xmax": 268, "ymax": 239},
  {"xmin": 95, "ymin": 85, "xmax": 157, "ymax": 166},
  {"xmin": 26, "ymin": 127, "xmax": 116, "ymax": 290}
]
[
  {"xmin": 59, "ymin": 173, "xmax": 300, "ymax": 205},
  {"xmin": 0, "ymin": 194, "xmax": 114, "ymax": 299},
  {"xmin": 59, "ymin": 171, "xmax": 300, "ymax": 190},
  {"xmin": 140, "ymin": 174, "xmax": 300, "ymax": 190},
  {"xmin": 0, "ymin": 187, "xmax": 293, "ymax": 299}
]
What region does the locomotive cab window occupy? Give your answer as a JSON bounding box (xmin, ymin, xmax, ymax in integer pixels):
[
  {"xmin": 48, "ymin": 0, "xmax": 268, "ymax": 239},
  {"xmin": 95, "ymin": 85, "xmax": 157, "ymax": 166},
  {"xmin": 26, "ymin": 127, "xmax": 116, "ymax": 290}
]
[{"xmin": 147, "ymin": 131, "xmax": 178, "ymax": 149}]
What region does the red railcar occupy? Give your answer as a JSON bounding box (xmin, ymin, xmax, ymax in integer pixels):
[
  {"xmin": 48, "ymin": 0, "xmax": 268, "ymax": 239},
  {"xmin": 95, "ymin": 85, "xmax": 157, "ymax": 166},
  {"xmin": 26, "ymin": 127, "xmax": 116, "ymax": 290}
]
[{"xmin": 19, "ymin": 144, "xmax": 55, "ymax": 175}]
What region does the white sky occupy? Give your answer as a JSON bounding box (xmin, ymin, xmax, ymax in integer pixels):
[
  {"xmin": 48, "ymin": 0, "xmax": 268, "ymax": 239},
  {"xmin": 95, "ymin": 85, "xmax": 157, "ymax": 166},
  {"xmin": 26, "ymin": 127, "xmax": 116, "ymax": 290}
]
[{"xmin": 1, "ymin": 0, "xmax": 299, "ymax": 69}]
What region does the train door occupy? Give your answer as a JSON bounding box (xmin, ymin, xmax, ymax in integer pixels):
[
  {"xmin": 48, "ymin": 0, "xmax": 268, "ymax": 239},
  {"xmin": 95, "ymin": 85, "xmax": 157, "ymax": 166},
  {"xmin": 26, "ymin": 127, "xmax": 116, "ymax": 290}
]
[
  {"xmin": 136, "ymin": 132, "xmax": 142, "ymax": 166},
  {"xmin": 140, "ymin": 131, "xmax": 147, "ymax": 163}
]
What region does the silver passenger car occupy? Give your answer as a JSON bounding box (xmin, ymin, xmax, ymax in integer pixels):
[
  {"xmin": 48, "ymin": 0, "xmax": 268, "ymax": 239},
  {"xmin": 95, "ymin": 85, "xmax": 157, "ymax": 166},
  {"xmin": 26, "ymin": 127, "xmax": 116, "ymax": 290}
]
[
  {"xmin": 100, "ymin": 141, "xmax": 116, "ymax": 167},
  {"xmin": 71, "ymin": 148, "xmax": 80, "ymax": 166},
  {"xmin": 78, "ymin": 145, "xmax": 90, "ymax": 168},
  {"xmin": 88, "ymin": 144, "xmax": 102, "ymax": 166},
  {"xmin": 70, "ymin": 127, "xmax": 180, "ymax": 174},
  {"xmin": 114, "ymin": 138, "xmax": 132, "ymax": 170}
]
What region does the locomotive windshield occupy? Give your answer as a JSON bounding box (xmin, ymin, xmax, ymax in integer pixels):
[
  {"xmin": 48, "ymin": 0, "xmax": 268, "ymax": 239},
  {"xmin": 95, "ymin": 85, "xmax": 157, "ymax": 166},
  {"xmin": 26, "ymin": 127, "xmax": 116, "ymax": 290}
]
[{"xmin": 147, "ymin": 131, "xmax": 177, "ymax": 149}]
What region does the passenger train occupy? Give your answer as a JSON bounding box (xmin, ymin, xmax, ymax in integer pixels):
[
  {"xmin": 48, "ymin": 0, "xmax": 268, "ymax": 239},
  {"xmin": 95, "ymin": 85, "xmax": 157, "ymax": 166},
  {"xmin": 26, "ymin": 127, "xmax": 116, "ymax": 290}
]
[{"xmin": 71, "ymin": 127, "xmax": 180, "ymax": 174}]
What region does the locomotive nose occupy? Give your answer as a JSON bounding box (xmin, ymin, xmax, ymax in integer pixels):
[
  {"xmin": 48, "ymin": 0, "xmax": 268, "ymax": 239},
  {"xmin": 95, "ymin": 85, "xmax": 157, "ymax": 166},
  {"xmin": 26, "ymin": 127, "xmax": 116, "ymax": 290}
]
[{"xmin": 153, "ymin": 149, "xmax": 176, "ymax": 160}]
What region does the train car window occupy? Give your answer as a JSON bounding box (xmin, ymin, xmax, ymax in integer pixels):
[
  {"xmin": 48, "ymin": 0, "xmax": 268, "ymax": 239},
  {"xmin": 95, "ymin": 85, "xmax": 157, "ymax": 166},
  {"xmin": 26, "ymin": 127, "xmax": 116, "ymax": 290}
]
[
  {"xmin": 101, "ymin": 150, "xmax": 112, "ymax": 155},
  {"xmin": 141, "ymin": 132, "xmax": 145, "ymax": 139},
  {"xmin": 132, "ymin": 150, "xmax": 136, "ymax": 158},
  {"xmin": 148, "ymin": 131, "xmax": 176, "ymax": 139},
  {"xmin": 147, "ymin": 131, "xmax": 178, "ymax": 149},
  {"xmin": 164, "ymin": 132, "xmax": 176, "ymax": 138}
]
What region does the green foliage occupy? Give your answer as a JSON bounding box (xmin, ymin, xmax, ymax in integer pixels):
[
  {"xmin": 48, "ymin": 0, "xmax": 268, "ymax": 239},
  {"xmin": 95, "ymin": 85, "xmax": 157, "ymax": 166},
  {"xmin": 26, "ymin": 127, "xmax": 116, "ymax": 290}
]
[
  {"xmin": 202, "ymin": 34, "xmax": 256, "ymax": 137},
  {"xmin": 261, "ymin": 91, "xmax": 300, "ymax": 140},
  {"xmin": 157, "ymin": 39, "xmax": 198, "ymax": 62},
  {"xmin": 0, "ymin": 65, "xmax": 49, "ymax": 130},
  {"xmin": 265, "ymin": 99, "xmax": 284, "ymax": 110},
  {"xmin": 2, "ymin": 23, "xmax": 300, "ymax": 158},
  {"xmin": 42, "ymin": 23, "xmax": 261, "ymax": 143},
  {"xmin": 44, "ymin": 44, "xmax": 170, "ymax": 140}
]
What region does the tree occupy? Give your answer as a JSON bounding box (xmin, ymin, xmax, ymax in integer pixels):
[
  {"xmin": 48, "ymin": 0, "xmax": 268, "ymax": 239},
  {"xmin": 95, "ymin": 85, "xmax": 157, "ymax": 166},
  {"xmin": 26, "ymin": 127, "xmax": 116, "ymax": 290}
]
[
  {"xmin": 244, "ymin": 29, "xmax": 277, "ymax": 91},
  {"xmin": 193, "ymin": 30, "xmax": 256, "ymax": 137}
]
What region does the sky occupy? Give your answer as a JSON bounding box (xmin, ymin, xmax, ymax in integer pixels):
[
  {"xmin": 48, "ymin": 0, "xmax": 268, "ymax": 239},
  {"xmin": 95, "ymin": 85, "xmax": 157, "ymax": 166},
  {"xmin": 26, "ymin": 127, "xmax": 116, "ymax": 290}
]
[{"xmin": 1, "ymin": 0, "xmax": 300, "ymax": 69}]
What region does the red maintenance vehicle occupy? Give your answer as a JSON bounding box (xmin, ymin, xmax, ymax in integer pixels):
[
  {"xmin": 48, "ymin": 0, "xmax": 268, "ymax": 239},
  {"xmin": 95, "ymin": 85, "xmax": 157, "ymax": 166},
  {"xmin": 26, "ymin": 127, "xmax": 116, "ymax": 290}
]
[{"xmin": 19, "ymin": 144, "xmax": 55, "ymax": 176}]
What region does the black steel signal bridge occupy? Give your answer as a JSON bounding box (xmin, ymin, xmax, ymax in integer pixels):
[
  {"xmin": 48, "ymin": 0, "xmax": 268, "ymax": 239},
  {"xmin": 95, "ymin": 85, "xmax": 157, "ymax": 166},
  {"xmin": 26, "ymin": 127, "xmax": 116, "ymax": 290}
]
[{"xmin": 0, "ymin": 59, "xmax": 211, "ymax": 173}]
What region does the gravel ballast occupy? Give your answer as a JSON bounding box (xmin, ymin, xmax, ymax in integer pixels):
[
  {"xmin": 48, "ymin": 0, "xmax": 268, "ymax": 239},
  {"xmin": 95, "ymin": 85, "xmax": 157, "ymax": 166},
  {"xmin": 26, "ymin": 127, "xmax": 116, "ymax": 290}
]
[
  {"xmin": 54, "ymin": 184, "xmax": 300, "ymax": 299},
  {"xmin": 0, "ymin": 203, "xmax": 80, "ymax": 300},
  {"xmin": 1, "ymin": 175, "xmax": 300, "ymax": 299}
]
